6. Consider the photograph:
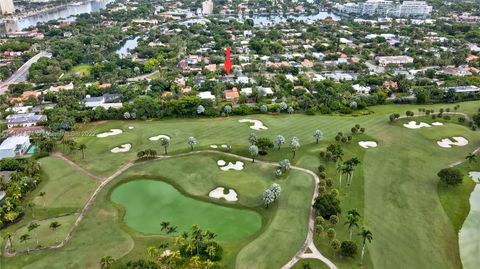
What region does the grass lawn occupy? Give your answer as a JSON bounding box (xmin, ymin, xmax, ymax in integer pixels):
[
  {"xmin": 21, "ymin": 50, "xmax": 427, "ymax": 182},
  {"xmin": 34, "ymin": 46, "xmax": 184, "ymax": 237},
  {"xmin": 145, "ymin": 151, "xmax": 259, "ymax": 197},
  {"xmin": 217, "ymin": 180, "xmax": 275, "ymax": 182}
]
[
  {"xmin": 33, "ymin": 156, "xmax": 99, "ymax": 211},
  {"xmin": 2, "ymin": 101, "xmax": 480, "ymax": 269},
  {"xmin": 10, "ymin": 214, "xmax": 78, "ymax": 253},
  {"xmin": 69, "ymin": 64, "xmax": 91, "ymax": 77}
]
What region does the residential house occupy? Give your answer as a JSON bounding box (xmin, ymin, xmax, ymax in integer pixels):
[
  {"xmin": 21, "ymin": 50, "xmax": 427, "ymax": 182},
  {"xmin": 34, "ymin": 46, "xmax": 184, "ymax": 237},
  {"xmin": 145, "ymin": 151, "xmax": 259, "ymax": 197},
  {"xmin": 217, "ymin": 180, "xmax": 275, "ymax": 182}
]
[
  {"xmin": 0, "ymin": 136, "xmax": 30, "ymax": 159},
  {"xmin": 224, "ymin": 87, "xmax": 240, "ymax": 102},
  {"xmin": 197, "ymin": 91, "xmax": 216, "ymax": 101},
  {"xmin": 10, "ymin": 90, "xmax": 42, "ymax": 104},
  {"xmin": 83, "ymin": 94, "xmax": 123, "ymax": 109},
  {"xmin": 47, "ymin": 82, "xmax": 74, "ymax": 92},
  {"xmin": 376, "ymin": 56, "xmax": 414, "ymax": 66},
  {"xmin": 6, "ymin": 113, "xmax": 47, "ymax": 128}
]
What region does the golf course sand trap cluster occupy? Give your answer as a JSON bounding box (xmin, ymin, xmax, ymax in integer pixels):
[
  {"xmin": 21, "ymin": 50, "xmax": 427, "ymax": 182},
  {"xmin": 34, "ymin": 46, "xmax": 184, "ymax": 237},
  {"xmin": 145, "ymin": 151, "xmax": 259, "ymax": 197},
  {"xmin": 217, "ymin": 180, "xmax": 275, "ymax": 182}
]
[
  {"xmin": 403, "ymin": 121, "xmax": 431, "ymax": 129},
  {"xmin": 209, "ymin": 187, "xmax": 238, "ymax": 202},
  {"xmin": 149, "ymin": 135, "xmax": 170, "ymax": 141},
  {"xmin": 111, "ymin": 144, "xmax": 132, "ymax": 153},
  {"xmin": 97, "ymin": 129, "xmax": 123, "ymax": 138},
  {"xmin": 239, "ymin": 119, "xmax": 268, "ymax": 130},
  {"xmin": 459, "ymin": 172, "xmax": 480, "ymax": 269},
  {"xmin": 437, "ymin": 137, "xmax": 469, "ymax": 148},
  {"xmin": 217, "ymin": 160, "xmax": 244, "ymax": 171},
  {"xmin": 358, "ymin": 141, "xmax": 378, "ymax": 148},
  {"xmin": 211, "ymin": 144, "xmax": 229, "ymax": 149},
  {"xmin": 432, "ymin": 122, "xmax": 444, "ymax": 126}
]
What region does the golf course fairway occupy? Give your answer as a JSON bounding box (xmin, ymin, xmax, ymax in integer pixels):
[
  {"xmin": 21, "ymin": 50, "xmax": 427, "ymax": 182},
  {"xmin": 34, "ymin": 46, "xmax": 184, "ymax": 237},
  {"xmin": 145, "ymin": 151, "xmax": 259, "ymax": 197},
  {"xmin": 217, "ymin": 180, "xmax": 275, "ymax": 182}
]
[{"xmin": 110, "ymin": 179, "xmax": 262, "ymax": 240}]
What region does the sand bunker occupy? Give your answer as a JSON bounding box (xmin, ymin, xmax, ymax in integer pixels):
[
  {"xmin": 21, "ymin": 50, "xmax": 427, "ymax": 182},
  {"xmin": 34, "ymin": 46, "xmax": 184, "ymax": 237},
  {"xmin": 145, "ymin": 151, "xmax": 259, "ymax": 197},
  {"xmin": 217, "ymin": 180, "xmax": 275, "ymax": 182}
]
[
  {"xmin": 219, "ymin": 161, "xmax": 244, "ymax": 171},
  {"xmin": 97, "ymin": 129, "xmax": 123, "ymax": 138},
  {"xmin": 459, "ymin": 172, "xmax": 480, "ymax": 269},
  {"xmin": 358, "ymin": 141, "xmax": 378, "ymax": 148},
  {"xmin": 221, "ymin": 144, "xmax": 228, "ymax": 148},
  {"xmin": 217, "ymin": 160, "xmax": 226, "ymax": 166},
  {"xmin": 403, "ymin": 121, "xmax": 431, "ymax": 129},
  {"xmin": 111, "ymin": 144, "xmax": 132, "ymax": 153},
  {"xmin": 149, "ymin": 135, "xmax": 170, "ymax": 141},
  {"xmin": 128, "ymin": 126, "xmax": 134, "ymax": 129},
  {"xmin": 210, "ymin": 145, "xmax": 218, "ymax": 148},
  {"xmin": 209, "ymin": 187, "xmax": 238, "ymax": 202},
  {"xmin": 432, "ymin": 122, "xmax": 444, "ymax": 126},
  {"xmin": 469, "ymin": 172, "xmax": 480, "ymax": 183},
  {"xmin": 437, "ymin": 137, "xmax": 469, "ymax": 148},
  {"xmin": 239, "ymin": 119, "xmax": 268, "ymax": 130}
]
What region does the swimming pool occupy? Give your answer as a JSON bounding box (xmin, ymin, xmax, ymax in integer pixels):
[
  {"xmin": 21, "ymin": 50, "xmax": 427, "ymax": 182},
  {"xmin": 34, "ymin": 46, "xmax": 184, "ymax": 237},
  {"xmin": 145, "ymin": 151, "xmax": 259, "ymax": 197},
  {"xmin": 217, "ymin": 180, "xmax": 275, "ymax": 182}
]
[{"xmin": 27, "ymin": 146, "xmax": 37, "ymax": 154}]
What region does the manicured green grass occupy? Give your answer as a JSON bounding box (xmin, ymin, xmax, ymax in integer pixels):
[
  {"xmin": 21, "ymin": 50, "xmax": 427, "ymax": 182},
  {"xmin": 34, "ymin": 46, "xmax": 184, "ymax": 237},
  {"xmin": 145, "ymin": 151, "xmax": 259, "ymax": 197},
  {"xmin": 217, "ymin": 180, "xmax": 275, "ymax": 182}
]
[
  {"xmin": 10, "ymin": 214, "xmax": 78, "ymax": 253},
  {"xmin": 110, "ymin": 179, "xmax": 262, "ymax": 240},
  {"xmin": 292, "ymin": 259, "xmax": 330, "ymax": 269},
  {"xmin": 34, "ymin": 156, "xmax": 99, "ymax": 211},
  {"xmin": 3, "ymin": 100, "xmax": 480, "ymax": 269},
  {"xmin": 70, "ymin": 64, "xmax": 91, "ymax": 76}
]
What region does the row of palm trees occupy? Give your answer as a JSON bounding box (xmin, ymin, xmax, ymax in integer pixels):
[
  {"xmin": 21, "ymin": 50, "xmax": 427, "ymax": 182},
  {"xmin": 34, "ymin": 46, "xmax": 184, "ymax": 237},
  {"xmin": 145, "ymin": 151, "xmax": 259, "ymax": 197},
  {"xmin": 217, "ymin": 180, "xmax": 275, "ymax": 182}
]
[{"xmin": 7, "ymin": 221, "xmax": 61, "ymax": 253}]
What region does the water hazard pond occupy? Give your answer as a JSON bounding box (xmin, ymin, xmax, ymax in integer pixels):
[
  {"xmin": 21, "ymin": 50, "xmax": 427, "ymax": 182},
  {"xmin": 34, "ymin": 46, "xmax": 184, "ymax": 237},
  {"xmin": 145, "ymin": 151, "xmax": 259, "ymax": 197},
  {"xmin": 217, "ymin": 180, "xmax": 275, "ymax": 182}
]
[{"xmin": 110, "ymin": 179, "xmax": 262, "ymax": 241}]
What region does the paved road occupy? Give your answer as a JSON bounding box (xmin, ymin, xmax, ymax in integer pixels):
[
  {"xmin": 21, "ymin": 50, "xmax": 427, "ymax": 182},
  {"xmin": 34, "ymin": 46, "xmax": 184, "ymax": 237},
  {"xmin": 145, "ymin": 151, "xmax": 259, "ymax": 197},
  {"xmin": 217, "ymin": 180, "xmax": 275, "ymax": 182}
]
[{"xmin": 0, "ymin": 51, "xmax": 52, "ymax": 94}]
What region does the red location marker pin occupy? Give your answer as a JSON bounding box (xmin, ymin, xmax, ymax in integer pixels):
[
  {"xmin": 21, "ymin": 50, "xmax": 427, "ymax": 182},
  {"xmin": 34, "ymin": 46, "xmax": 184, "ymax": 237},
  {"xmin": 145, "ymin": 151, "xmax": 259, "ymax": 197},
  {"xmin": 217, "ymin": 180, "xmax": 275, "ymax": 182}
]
[{"xmin": 224, "ymin": 47, "xmax": 232, "ymax": 75}]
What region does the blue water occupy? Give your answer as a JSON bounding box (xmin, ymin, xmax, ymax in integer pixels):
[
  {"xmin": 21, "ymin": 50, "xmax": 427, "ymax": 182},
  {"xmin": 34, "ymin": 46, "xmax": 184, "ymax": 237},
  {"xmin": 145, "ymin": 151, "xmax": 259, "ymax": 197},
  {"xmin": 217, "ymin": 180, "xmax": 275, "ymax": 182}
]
[{"xmin": 27, "ymin": 146, "xmax": 36, "ymax": 154}]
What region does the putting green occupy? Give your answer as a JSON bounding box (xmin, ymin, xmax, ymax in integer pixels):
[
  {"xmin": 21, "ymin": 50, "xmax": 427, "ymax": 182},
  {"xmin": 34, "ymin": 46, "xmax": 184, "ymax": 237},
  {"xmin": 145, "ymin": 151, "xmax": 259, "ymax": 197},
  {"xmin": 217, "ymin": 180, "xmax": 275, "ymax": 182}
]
[{"xmin": 110, "ymin": 179, "xmax": 262, "ymax": 240}]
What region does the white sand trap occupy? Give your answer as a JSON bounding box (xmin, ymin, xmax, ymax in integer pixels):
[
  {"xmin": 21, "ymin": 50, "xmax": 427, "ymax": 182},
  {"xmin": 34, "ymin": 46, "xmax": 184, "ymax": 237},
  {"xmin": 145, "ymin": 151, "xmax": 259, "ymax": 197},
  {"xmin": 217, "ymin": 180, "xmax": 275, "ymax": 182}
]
[
  {"xmin": 128, "ymin": 126, "xmax": 134, "ymax": 129},
  {"xmin": 149, "ymin": 134, "xmax": 170, "ymax": 141},
  {"xmin": 209, "ymin": 187, "xmax": 238, "ymax": 201},
  {"xmin": 239, "ymin": 119, "xmax": 268, "ymax": 130},
  {"xmin": 432, "ymin": 122, "xmax": 444, "ymax": 126},
  {"xmin": 469, "ymin": 172, "xmax": 480, "ymax": 183},
  {"xmin": 97, "ymin": 129, "xmax": 123, "ymax": 138},
  {"xmin": 437, "ymin": 137, "xmax": 469, "ymax": 148},
  {"xmin": 217, "ymin": 160, "xmax": 226, "ymax": 166},
  {"xmin": 358, "ymin": 141, "xmax": 378, "ymax": 148},
  {"xmin": 220, "ymin": 161, "xmax": 244, "ymax": 171},
  {"xmin": 210, "ymin": 144, "xmax": 218, "ymax": 148},
  {"xmin": 221, "ymin": 144, "xmax": 228, "ymax": 148},
  {"xmin": 403, "ymin": 121, "xmax": 431, "ymax": 129},
  {"xmin": 459, "ymin": 172, "xmax": 480, "ymax": 268},
  {"xmin": 111, "ymin": 144, "xmax": 132, "ymax": 153}
]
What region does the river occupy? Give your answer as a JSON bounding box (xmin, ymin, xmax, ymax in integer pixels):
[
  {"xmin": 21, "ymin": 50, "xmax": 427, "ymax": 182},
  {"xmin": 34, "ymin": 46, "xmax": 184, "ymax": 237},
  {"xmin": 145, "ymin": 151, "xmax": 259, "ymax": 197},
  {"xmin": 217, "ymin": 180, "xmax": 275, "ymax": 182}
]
[{"xmin": 0, "ymin": 0, "xmax": 114, "ymax": 34}]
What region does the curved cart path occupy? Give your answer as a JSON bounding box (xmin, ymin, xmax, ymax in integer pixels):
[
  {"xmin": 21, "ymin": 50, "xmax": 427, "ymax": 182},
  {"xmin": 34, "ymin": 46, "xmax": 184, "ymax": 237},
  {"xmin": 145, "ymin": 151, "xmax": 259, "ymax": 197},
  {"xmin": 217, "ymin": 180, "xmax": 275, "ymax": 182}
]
[{"xmin": 3, "ymin": 150, "xmax": 336, "ymax": 269}]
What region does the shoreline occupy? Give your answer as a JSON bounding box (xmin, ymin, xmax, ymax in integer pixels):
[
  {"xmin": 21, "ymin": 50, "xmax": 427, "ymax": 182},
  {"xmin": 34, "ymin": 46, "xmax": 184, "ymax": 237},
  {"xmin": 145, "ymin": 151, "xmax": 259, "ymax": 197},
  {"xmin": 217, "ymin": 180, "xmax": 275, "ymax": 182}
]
[{"xmin": 0, "ymin": 0, "xmax": 95, "ymax": 22}]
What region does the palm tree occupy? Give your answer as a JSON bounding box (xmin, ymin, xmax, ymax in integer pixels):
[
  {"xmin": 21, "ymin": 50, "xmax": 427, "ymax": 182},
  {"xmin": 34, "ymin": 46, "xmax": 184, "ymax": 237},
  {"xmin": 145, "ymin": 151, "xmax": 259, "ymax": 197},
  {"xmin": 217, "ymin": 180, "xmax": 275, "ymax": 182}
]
[
  {"xmin": 190, "ymin": 255, "xmax": 201, "ymax": 269},
  {"xmin": 28, "ymin": 222, "xmax": 40, "ymax": 246},
  {"xmin": 19, "ymin": 234, "xmax": 31, "ymax": 252},
  {"xmin": 78, "ymin": 144, "xmax": 87, "ymax": 160},
  {"xmin": 206, "ymin": 245, "xmax": 216, "ymax": 259},
  {"xmin": 336, "ymin": 163, "xmax": 344, "ymax": 189},
  {"xmin": 160, "ymin": 221, "xmax": 170, "ymax": 232},
  {"xmin": 99, "ymin": 255, "xmax": 115, "ymax": 268},
  {"xmin": 49, "ymin": 221, "xmax": 61, "ymax": 243},
  {"xmin": 358, "ymin": 227, "xmax": 373, "ymax": 266},
  {"xmin": 466, "ymin": 153, "xmax": 477, "ymax": 164},
  {"xmin": 28, "ymin": 203, "xmax": 35, "ymax": 218},
  {"xmin": 4, "ymin": 232, "xmax": 13, "ymax": 250},
  {"xmin": 344, "ymin": 214, "xmax": 360, "ymax": 240},
  {"xmin": 39, "ymin": 191, "xmax": 46, "ymax": 206},
  {"xmin": 161, "ymin": 138, "xmax": 170, "ymax": 155}
]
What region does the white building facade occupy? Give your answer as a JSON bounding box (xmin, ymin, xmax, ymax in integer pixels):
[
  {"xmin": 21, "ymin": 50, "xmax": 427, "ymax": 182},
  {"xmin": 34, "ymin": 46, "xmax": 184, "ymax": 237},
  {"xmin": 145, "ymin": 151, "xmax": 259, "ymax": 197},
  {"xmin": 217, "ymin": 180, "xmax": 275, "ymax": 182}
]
[
  {"xmin": 0, "ymin": 136, "xmax": 30, "ymax": 159},
  {"xmin": 0, "ymin": 0, "xmax": 14, "ymax": 15}
]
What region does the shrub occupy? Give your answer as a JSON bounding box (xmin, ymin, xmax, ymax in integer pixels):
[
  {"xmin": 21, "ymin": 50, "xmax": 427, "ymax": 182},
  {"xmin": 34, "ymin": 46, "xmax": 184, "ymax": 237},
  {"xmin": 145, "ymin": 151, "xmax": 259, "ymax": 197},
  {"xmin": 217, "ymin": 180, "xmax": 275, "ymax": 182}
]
[
  {"xmin": 438, "ymin": 168, "xmax": 463, "ymax": 186},
  {"xmin": 314, "ymin": 192, "xmax": 341, "ymax": 218},
  {"xmin": 340, "ymin": 241, "xmax": 358, "ymax": 257},
  {"xmin": 327, "ymin": 228, "xmax": 336, "ymax": 239},
  {"xmin": 318, "ymin": 165, "xmax": 326, "ymax": 172}
]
